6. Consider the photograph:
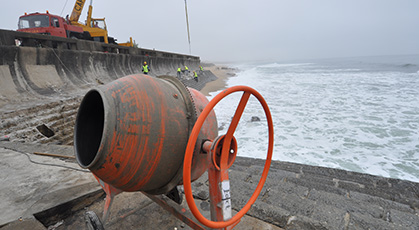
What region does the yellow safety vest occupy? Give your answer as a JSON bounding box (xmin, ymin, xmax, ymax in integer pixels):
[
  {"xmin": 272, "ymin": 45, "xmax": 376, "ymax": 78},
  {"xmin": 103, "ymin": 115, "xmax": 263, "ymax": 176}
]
[
  {"xmin": 185, "ymin": 66, "xmax": 189, "ymax": 70},
  {"xmin": 194, "ymin": 72, "xmax": 197, "ymax": 77},
  {"xmin": 177, "ymin": 68, "xmax": 181, "ymax": 72},
  {"xmin": 143, "ymin": 65, "xmax": 149, "ymax": 73}
]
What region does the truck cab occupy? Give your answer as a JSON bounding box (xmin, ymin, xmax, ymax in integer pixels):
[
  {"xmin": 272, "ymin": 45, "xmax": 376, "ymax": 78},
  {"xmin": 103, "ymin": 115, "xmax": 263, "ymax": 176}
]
[{"xmin": 18, "ymin": 12, "xmax": 84, "ymax": 38}]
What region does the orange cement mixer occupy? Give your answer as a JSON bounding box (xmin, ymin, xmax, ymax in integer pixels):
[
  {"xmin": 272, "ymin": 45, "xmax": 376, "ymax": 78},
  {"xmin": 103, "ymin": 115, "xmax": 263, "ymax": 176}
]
[{"xmin": 74, "ymin": 74, "xmax": 273, "ymax": 229}]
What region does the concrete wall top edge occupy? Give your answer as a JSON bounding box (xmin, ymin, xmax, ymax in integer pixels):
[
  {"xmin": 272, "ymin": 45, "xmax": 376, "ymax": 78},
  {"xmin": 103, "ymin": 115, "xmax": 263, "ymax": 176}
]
[{"xmin": 0, "ymin": 29, "xmax": 200, "ymax": 61}]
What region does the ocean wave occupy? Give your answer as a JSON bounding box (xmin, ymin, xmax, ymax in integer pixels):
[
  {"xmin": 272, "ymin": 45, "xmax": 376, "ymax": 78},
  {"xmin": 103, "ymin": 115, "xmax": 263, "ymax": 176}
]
[
  {"xmin": 209, "ymin": 60, "xmax": 419, "ymax": 183},
  {"xmin": 257, "ymin": 63, "xmax": 313, "ymax": 68},
  {"xmin": 400, "ymin": 63, "xmax": 417, "ymax": 68}
]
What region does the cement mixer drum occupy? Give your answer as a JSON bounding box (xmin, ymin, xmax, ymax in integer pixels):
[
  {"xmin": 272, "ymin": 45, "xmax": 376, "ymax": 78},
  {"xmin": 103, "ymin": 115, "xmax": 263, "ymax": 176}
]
[{"xmin": 74, "ymin": 74, "xmax": 218, "ymax": 194}]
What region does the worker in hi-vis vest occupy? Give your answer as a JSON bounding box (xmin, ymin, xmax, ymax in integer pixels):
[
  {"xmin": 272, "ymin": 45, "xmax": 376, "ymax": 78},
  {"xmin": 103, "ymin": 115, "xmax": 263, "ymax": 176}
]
[
  {"xmin": 142, "ymin": 62, "xmax": 150, "ymax": 75},
  {"xmin": 177, "ymin": 67, "xmax": 181, "ymax": 77},
  {"xmin": 193, "ymin": 71, "xmax": 198, "ymax": 82},
  {"xmin": 184, "ymin": 65, "xmax": 189, "ymax": 74}
]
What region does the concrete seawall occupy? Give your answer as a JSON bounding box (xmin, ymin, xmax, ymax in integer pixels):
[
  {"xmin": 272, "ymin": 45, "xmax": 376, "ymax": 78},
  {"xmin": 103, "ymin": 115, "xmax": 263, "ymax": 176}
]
[
  {"xmin": 0, "ymin": 45, "xmax": 202, "ymax": 99},
  {"xmin": 0, "ymin": 29, "xmax": 216, "ymax": 144},
  {"xmin": 0, "ymin": 29, "xmax": 203, "ymax": 107}
]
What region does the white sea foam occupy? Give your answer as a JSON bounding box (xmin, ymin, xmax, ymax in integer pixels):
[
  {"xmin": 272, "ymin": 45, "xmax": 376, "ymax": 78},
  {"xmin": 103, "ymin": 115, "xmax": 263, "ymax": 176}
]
[
  {"xmin": 208, "ymin": 59, "xmax": 419, "ymax": 182},
  {"xmin": 257, "ymin": 63, "xmax": 313, "ymax": 68}
]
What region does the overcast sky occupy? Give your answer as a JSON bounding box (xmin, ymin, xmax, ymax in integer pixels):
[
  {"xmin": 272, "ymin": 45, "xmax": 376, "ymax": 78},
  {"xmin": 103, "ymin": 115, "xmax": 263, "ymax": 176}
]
[{"xmin": 2, "ymin": 0, "xmax": 419, "ymax": 62}]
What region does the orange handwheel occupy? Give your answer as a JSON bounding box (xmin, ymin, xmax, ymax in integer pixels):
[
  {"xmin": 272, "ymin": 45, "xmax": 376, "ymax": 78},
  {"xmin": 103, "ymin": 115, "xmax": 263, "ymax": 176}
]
[{"xmin": 183, "ymin": 85, "xmax": 274, "ymax": 229}]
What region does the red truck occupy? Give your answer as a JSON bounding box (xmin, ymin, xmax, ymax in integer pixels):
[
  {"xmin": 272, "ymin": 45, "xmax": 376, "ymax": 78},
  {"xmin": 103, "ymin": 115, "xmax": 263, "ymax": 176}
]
[{"xmin": 17, "ymin": 11, "xmax": 87, "ymax": 39}]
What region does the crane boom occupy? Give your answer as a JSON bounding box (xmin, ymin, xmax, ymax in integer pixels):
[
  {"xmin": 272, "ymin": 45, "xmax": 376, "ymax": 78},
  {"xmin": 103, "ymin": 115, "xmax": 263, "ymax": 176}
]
[{"xmin": 69, "ymin": 0, "xmax": 87, "ymax": 22}]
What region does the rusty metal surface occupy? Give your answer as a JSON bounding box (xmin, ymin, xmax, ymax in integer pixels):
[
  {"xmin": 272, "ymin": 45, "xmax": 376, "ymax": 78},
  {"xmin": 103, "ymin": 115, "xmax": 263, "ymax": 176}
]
[
  {"xmin": 187, "ymin": 88, "xmax": 218, "ymax": 181},
  {"xmin": 74, "ymin": 74, "xmax": 217, "ymax": 194}
]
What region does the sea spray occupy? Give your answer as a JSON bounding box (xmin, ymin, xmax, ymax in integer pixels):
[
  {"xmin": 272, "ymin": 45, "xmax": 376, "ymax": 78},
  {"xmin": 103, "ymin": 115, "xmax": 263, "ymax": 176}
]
[{"xmin": 207, "ymin": 55, "xmax": 419, "ymax": 182}]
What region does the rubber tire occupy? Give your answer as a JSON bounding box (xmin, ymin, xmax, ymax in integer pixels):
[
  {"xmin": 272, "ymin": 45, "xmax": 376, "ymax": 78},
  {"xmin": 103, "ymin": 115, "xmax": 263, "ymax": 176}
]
[{"xmin": 85, "ymin": 211, "xmax": 105, "ymax": 230}]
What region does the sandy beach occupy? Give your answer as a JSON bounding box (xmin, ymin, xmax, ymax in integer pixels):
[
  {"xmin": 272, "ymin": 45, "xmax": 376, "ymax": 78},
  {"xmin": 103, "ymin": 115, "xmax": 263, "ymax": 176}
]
[{"xmin": 199, "ymin": 65, "xmax": 237, "ymax": 96}]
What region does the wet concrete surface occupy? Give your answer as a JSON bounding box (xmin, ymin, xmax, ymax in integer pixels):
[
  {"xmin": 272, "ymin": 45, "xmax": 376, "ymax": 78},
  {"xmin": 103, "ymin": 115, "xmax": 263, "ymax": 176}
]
[
  {"xmin": 0, "ymin": 142, "xmax": 281, "ymax": 230},
  {"xmin": 0, "ymin": 142, "xmax": 97, "ymax": 227},
  {"xmin": 0, "ymin": 142, "xmax": 417, "ymax": 229},
  {"xmin": 52, "ymin": 191, "xmax": 283, "ymax": 230}
]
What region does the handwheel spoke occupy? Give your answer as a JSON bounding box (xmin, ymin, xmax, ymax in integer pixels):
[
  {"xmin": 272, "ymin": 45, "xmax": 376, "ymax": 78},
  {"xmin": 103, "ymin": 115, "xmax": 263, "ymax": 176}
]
[
  {"xmin": 226, "ymin": 91, "xmax": 251, "ymax": 138},
  {"xmin": 221, "ymin": 91, "xmax": 251, "ymax": 170}
]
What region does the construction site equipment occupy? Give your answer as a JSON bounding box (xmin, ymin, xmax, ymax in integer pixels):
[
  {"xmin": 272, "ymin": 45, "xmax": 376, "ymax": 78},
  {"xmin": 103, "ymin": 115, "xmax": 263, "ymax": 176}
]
[
  {"xmin": 74, "ymin": 74, "xmax": 274, "ymax": 229},
  {"xmin": 184, "ymin": 0, "xmax": 192, "ymax": 54},
  {"xmin": 75, "ymin": 74, "xmax": 216, "ymax": 194},
  {"xmin": 183, "ymin": 85, "xmax": 274, "ymax": 228},
  {"xmin": 17, "ymin": 0, "xmax": 133, "ymax": 46},
  {"xmin": 69, "ymin": 0, "xmax": 114, "ymax": 44},
  {"xmin": 118, "ymin": 37, "xmax": 134, "ymax": 47},
  {"xmin": 17, "ymin": 11, "xmax": 84, "ymax": 39}
]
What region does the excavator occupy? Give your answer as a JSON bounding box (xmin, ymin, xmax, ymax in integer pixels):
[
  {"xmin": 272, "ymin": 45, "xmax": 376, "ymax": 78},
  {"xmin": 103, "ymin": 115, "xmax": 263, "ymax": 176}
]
[
  {"xmin": 69, "ymin": 0, "xmax": 110, "ymax": 44},
  {"xmin": 17, "ymin": 0, "xmax": 133, "ymax": 47},
  {"xmin": 68, "ymin": 0, "xmax": 133, "ymax": 46}
]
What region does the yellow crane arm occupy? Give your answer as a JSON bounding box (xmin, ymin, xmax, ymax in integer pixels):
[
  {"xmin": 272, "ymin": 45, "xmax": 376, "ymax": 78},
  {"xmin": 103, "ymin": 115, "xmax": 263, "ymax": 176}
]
[
  {"xmin": 86, "ymin": 4, "xmax": 93, "ymax": 27},
  {"xmin": 69, "ymin": 0, "xmax": 87, "ymax": 22}
]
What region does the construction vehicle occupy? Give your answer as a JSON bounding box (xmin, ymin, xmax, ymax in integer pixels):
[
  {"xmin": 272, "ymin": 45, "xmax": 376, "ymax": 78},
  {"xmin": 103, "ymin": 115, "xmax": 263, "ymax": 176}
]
[
  {"xmin": 68, "ymin": 0, "xmax": 114, "ymax": 44},
  {"xmin": 17, "ymin": 0, "xmax": 133, "ymax": 47},
  {"xmin": 67, "ymin": 0, "xmax": 133, "ymax": 46},
  {"xmin": 17, "ymin": 11, "xmax": 85, "ymax": 39}
]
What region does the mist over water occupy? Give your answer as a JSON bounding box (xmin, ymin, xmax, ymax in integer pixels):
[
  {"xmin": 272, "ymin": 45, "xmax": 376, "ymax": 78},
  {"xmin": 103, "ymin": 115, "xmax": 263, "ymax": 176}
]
[{"xmin": 208, "ymin": 55, "xmax": 419, "ymax": 183}]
